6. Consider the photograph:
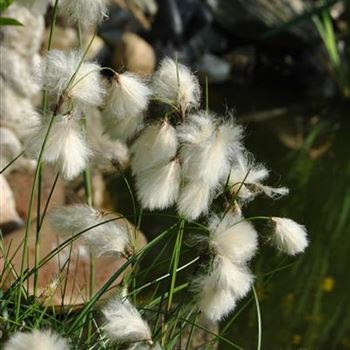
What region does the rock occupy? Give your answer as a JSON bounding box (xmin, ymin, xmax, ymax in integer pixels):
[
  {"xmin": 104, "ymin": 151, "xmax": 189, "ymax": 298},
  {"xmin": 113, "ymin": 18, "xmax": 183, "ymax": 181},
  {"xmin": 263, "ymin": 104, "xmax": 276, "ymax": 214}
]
[
  {"xmin": 127, "ymin": 0, "xmax": 158, "ymax": 17},
  {"xmin": 0, "ymin": 127, "xmax": 22, "ymax": 170},
  {"xmin": 99, "ymin": 27, "xmax": 124, "ymax": 47},
  {"xmin": 225, "ymin": 46, "xmax": 256, "ymax": 84},
  {"xmin": 149, "ymin": 0, "xmax": 184, "ymax": 45},
  {"xmin": 85, "ymin": 34, "xmax": 106, "ymax": 60},
  {"xmin": 6, "ymin": 167, "xmax": 65, "ymax": 223},
  {"xmin": 0, "ymin": 4, "xmax": 44, "ymax": 58},
  {"xmin": 16, "ymin": 0, "xmax": 51, "ymax": 16},
  {"xmin": 92, "ymin": 173, "xmax": 106, "ymax": 209},
  {"xmin": 0, "ymin": 81, "xmax": 40, "ymax": 139},
  {"xmin": 0, "ymin": 213, "xmax": 147, "ymax": 307},
  {"xmin": 194, "ymin": 53, "xmax": 231, "ymax": 83},
  {"xmin": 0, "ymin": 127, "xmax": 36, "ymax": 175},
  {"xmin": 112, "ymin": 0, "xmax": 157, "ymax": 30},
  {"xmin": 0, "ymin": 174, "xmax": 23, "ymax": 234},
  {"xmin": 42, "ymin": 25, "xmax": 105, "ymax": 59},
  {"xmin": 73, "ymin": 173, "xmax": 107, "ymax": 209},
  {"xmin": 42, "ymin": 26, "xmax": 78, "ymax": 52},
  {"xmin": 0, "ymin": 6, "xmax": 43, "ymax": 141},
  {"xmin": 113, "ymin": 32, "xmax": 156, "ymax": 76},
  {"xmin": 148, "ymin": 0, "xmax": 223, "ymax": 65},
  {"xmin": 211, "ymin": 0, "xmax": 318, "ymax": 48},
  {"xmin": 0, "ymin": 46, "xmax": 41, "ymax": 99}
]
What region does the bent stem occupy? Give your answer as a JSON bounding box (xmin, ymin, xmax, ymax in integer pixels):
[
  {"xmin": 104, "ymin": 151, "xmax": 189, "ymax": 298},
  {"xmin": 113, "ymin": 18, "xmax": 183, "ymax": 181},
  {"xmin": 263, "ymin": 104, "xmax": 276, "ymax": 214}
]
[{"xmin": 252, "ymin": 285, "xmax": 262, "ymax": 350}]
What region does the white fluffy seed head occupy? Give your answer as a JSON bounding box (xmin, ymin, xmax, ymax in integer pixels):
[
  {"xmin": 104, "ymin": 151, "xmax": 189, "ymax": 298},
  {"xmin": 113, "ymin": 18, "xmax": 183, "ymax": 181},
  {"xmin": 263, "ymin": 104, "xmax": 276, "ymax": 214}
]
[
  {"xmin": 271, "ymin": 217, "xmax": 308, "ymax": 255},
  {"xmin": 83, "ymin": 106, "xmax": 131, "ymax": 168},
  {"xmin": 68, "ymin": 61, "xmax": 105, "ymax": 109},
  {"xmin": 41, "ymin": 50, "xmax": 105, "ymax": 108},
  {"xmin": 178, "ymin": 112, "xmax": 244, "ymax": 188},
  {"xmin": 135, "ymin": 158, "xmax": 181, "ymax": 210},
  {"xmin": 209, "ymin": 212, "xmax": 258, "ymax": 263},
  {"xmin": 4, "ymin": 329, "xmax": 69, "ymax": 350},
  {"xmin": 49, "ymin": 205, "xmax": 96, "ymax": 235},
  {"xmin": 102, "ymin": 298, "xmax": 152, "ymax": 343},
  {"xmin": 229, "ymin": 151, "xmax": 289, "ymax": 201},
  {"xmin": 87, "ymin": 121, "xmax": 130, "ymax": 169},
  {"xmin": 58, "ymin": 121, "xmax": 92, "ymax": 180},
  {"xmin": 177, "ymin": 111, "xmax": 215, "ymax": 145},
  {"xmin": 105, "ymin": 73, "xmax": 151, "ymax": 120},
  {"xmin": 152, "ymin": 58, "xmax": 200, "ymax": 113},
  {"xmin": 102, "ymin": 112, "xmax": 144, "ymax": 142},
  {"xmin": 229, "ymin": 154, "xmax": 268, "ymax": 201},
  {"xmin": 48, "ymin": 205, "xmax": 130, "ymax": 257},
  {"xmin": 59, "ymin": 0, "xmax": 109, "ymax": 26},
  {"xmin": 193, "ymin": 257, "xmax": 253, "ymax": 322},
  {"xmin": 131, "ymin": 120, "xmax": 178, "ymax": 174},
  {"xmin": 194, "ymin": 277, "xmax": 236, "ymax": 323},
  {"xmin": 177, "ymin": 180, "xmax": 213, "ymax": 221},
  {"xmin": 211, "ymin": 256, "xmax": 254, "ymax": 300},
  {"xmin": 26, "ymin": 114, "xmax": 91, "ymax": 180}
]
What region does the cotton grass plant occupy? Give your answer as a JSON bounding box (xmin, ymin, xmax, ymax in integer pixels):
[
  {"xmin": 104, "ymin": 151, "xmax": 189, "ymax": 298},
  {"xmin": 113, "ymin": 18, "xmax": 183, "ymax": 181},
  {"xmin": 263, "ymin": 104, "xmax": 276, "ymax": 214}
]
[{"xmin": 1, "ymin": 1, "xmax": 309, "ymax": 349}]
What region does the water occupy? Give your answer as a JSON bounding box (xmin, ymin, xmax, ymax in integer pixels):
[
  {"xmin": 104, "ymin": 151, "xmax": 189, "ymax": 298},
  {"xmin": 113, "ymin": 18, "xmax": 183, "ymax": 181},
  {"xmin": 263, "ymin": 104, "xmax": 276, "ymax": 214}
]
[{"xmin": 211, "ymin": 83, "xmax": 350, "ymax": 349}]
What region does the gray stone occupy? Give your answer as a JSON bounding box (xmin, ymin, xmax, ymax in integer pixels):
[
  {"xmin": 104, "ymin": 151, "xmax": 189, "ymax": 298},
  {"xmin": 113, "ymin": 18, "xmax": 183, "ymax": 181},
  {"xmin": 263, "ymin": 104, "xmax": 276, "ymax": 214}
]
[
  {"xmin": 195, "ymin": 53, "xmax": 231, "ymax": 83},
  {"xmin": 211, "ymin": 0, "xmax": 318, "ymax": 47}
]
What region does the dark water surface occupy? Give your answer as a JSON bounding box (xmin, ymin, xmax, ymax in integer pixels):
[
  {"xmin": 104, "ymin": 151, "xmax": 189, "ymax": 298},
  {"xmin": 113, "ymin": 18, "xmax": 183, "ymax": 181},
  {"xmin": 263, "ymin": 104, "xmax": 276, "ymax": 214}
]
[{"xmin": 211, "ymin": 83, "xmax": 350, "ymax": 350}]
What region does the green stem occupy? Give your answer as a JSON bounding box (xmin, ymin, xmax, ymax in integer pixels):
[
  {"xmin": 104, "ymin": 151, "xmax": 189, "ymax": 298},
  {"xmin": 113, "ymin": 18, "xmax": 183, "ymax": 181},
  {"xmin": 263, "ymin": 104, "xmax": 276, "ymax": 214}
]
[
  {"xmin": 0, "ymin": 151, "xmax": 24, "ymax": 174},
  {"xmin": 77, "ymin": 21, "xmax": 95, "ymax": 346},
  {"xmin": 167, "ymin": 219, "xmax": 185, "ymax": 312},
  {"xmin": 47, "ymin": 0, "xmax": 59, "ymax": 50},
  {"xmin": 185, "ymin": 312, "xmax": 198, "ymax": 350},
  {"xmin": 34, "ymin": 163, "xmax": 42, "ymax": 295},
  {"xmin": 38, "ymin": 172, "xmax": 60, "ymax": 230},
  {"xmin": 87, "ymin": 251, "xmax": 95, "ymax": 346},
  {"xmin": 83, "ymin": 166, "xmax": 93, "ymax": 206},
  {"xmin": 253, "ymin": 285, "xmax": 262, "ymax": 350},
  {"xmin": 146, "ymin": 304, "xmax": 244, "ymax": 350}
]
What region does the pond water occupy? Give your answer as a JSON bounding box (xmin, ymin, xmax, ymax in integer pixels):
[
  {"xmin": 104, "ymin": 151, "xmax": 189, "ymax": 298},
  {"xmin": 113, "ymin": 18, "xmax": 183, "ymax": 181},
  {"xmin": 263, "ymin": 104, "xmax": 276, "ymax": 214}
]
[
  {"xmin": 211, "ymin": 83, "xmax": 350, "ymax": 350},
  {"xmin": 107, "ymin": 82, "xmax": 350, "ymax": 349}
]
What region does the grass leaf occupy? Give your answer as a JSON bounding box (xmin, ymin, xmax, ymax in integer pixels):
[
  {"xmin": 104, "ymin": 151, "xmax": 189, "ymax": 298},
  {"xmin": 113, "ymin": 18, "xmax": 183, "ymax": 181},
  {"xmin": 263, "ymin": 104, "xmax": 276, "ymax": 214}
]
[{"xmin": 0, "ymin": 17, "xmax": 23, "ymax": 26}]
